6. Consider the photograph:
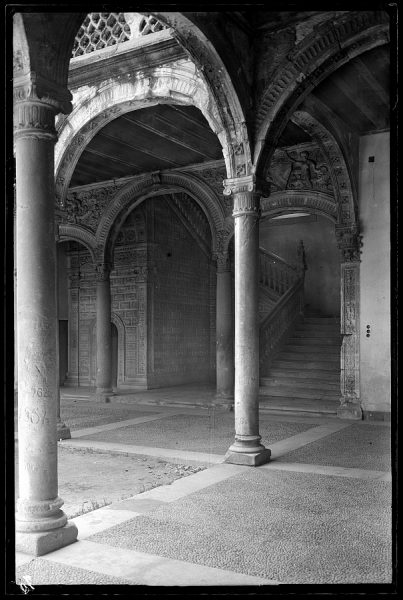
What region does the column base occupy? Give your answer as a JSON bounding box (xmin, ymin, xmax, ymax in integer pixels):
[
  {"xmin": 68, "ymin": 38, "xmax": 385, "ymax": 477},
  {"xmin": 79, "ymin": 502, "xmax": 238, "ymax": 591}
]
[
  {"xmin": 224, "ymin": 437, "xmax": 271, "ymax": 466},
  {"xmin": 57, "ymin": 421, "xmax": 71, "ymax": 440},
  {"xmin": 94, "ymin": 389, "xmax": 114, "ymax": 403},
  {"xmin": 212, "ymin": 394, "xmax": 234, "ymax": 411},
  {"xmin": 15, "ymin": 521, "xmax": 78, "ymax": 557},
  {"xmin": 337, "ymin": 401, "xmax": 363, "ymax": 420}
]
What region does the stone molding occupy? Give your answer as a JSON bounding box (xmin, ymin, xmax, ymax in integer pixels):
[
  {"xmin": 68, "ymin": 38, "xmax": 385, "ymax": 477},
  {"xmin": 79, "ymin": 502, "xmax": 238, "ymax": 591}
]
[
  {"xmin": 261, "ymin": 190, "xmax": 337, "ymax": 221},
  {"xmin": 57, "ymin": 224, "xmax": 96, "ymax": 258},
  {"xmin": 54, "ymin": 63, "xmax": 229, "ymax": 206},
  {"xmin": 255, "ymin": 11, "xmax": 389, "ymax": 171}
]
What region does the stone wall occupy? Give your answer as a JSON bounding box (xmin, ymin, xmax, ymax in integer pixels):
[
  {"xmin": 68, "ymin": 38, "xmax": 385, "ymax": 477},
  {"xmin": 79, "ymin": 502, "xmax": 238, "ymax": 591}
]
[
  {"xmin": 147, "ymin": 197, "xmax": 214, "ymax": 387},
  {"xmin": 63, "ymin": 195, "xmax": 215, "ymax": 389}
]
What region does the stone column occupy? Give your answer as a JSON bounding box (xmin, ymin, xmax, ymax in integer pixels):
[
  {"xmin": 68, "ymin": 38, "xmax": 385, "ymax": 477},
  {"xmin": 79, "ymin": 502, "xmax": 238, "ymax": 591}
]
[
  {"xmin": 14, "ymin": 96, "xmax": 77, "ymax": 554},
  {"xmin": 223, "ymin": 176, "xmax": 271, "ymax": 466},
  {"xmin": 95, "ymin": 262, "xmax": 113, "ymax": 400},
  {"xmin": 215, "ymin": 251, "xmax": 234, "ymax": 406},
  {"xmin": 336, "ymin": 225, "xmax": 363, "ymax": 420}
]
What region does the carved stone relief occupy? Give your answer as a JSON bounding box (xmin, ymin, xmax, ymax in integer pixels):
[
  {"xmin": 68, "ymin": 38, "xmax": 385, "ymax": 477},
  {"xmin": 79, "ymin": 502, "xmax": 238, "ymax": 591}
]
[{"xmin": 266, "ymin": 144, "xmax": 334, "ymax": 195}]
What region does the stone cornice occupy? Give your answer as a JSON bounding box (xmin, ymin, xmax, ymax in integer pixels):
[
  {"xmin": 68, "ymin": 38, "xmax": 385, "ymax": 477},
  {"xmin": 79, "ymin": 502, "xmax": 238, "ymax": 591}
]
[{"xmin": 68, "ymin": 34, "xmax": 186, "ymax": 89}]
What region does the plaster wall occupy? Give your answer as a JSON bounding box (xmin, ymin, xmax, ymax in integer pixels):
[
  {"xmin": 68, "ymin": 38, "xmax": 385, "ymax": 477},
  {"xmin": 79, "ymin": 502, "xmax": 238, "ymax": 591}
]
[
  {"xmin": 260, "ymin": 215, "xmax": 340, "ymax": 316},
  {"xmin": 358, "ymin": 132, "xmax": 390, "ymax": 413}
]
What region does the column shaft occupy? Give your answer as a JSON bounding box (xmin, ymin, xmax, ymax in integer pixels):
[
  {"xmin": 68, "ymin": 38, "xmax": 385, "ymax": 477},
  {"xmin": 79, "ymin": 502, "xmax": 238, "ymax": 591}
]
[
  {"xmin": 95, "ymin": 269, "xmax": 113, "ymax": 396},
  {"xmin": 216, "ymin": 261, "xmax": 234, "ymax": 401},
  {"xmin": 14, "ymin": 101, "xmax": 77, "ymax": 555},
  {"xmin": 224, "ymin": 183, "xmax": 270, "ymax": 466}
]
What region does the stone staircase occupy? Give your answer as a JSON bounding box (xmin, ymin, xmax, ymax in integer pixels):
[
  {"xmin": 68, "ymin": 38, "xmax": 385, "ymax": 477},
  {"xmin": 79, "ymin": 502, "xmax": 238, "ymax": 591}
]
[{"xmin": 259, "ymin": 315, "xmax": 341, "ymax": 416}]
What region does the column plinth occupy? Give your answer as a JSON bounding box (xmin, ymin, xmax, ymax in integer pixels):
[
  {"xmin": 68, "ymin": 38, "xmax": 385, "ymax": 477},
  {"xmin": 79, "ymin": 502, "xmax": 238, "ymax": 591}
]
[
  {"xmin": 95, "ymin": 263, "xmax": 113, "ymax": 400},
  {"xmin": 14, "ymin": 96, "xmax": 77, "ymax": 555},
  {"xmin": 222, "ymin": 178, "xmax": 270, "ymax": 466},
  {"xmin": 214, "ymin": 253, "xmax": 234, "ymax": 409}
]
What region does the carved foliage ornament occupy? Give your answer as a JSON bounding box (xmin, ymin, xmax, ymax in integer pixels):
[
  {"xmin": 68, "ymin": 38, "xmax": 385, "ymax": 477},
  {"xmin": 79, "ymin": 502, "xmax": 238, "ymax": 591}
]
[{"xmin": 61, "ymin": 183, "xmax": 125, "ymax": 230}]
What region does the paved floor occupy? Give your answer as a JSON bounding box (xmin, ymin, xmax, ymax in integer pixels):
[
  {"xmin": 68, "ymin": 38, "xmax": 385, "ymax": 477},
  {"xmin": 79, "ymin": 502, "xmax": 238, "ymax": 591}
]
[{"xmin": 13, "ymin": 386, "xmax": 393, "ymax": 589}]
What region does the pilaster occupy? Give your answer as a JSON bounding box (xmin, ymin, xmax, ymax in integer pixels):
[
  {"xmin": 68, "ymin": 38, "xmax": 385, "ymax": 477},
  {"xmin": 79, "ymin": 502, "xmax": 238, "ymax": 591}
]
[{"xmin": 336, "ymin": 225, "xmax": 363, "ymax": 420}]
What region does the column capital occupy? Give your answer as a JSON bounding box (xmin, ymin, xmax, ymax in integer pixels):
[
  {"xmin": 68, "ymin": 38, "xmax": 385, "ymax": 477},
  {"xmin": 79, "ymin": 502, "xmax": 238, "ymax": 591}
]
[
  {"xmin": 215, "ymin": 251, "xmax": 231, "ymax": 273},
  {"xmin": 223, "ymin": 174, "xmax": 255, "ymax": 196},
  {"xmin": 13, "ymin": 72, "xmax": 72, "ymax": 142},
  {"xmin": 95, "ymin": 262, "xmax": 113, "ymax": 281},
  {"xmin": 223, "ymin": 176, "xmax": 261, "ymax": 218},
  {"xmin": 335, "ymin": 224, "xmax": 363, "ymax": 262}
]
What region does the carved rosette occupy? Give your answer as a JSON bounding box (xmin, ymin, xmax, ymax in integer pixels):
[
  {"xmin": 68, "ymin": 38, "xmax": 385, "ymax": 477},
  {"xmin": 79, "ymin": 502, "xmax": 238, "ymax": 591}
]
[{"xmin": 335, "ymin": 225, "xmax": 363, "ymax": 263}]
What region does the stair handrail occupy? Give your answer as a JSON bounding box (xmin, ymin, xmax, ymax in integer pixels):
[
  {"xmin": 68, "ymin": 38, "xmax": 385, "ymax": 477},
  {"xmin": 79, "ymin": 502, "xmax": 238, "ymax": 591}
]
[{"xmin": 259, "ymin": 244, "xmax": 306, "ymax": 375}]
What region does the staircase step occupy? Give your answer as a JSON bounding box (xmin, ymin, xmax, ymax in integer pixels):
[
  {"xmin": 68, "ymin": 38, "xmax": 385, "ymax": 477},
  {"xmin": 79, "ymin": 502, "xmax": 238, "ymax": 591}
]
[
  {"xmin": 289, "ymin": 337, "xmax": 341, "ymax": 346},
  {"xmin": 258, "ymin": 394, "xmax": 340, "ymax": 410},
  {"xmin": 279, "ymin": 352, "xmax": 339, "ymax": 362},
  {"xmin": 269, "ymin": 368, "xmax": 340, "ymax": 381},
  {"xmin": 273, "ymin": 359, "xmax": 340, "ymax": 371},
  {"xmin": 260, "ymin": 377, "xmax": 340, "ymax": 391},
  {"xmin": 292, "ymin": 329, "xmax": 340, "ymax": 338},
  {"xmin": 259, "ymin": 386, "xmax": 340, "ymax": 400},
  {"xmin": 303, "ymin": 317, "xmax": 340, "ymax": 324},
  {"xmin": 284, "ymin": 345, "xmax": 340, "ymax": 354}
]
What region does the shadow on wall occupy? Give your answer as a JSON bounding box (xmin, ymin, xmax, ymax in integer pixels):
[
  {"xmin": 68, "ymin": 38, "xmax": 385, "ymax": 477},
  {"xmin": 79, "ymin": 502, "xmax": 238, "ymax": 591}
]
[{"xmin": 260, "ymin": 214, "xmax": 340, "ymax": 317}]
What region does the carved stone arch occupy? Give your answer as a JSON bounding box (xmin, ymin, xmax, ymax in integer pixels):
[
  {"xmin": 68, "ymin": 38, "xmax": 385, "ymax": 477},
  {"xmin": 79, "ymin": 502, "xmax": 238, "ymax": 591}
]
[
  {"xmin": 260, "ymin": 190, "xmax": 338, "ymax": 223},
  {"xmin": 95, "ymin": 171, "xmax": 225, "ymax": 264},
  {"xmin": 55, "ymin": 65, "xmax": 231, "ymax": 207},
  {"xmin": 57, "ymin": 224, "xmax": 96, "ymax": 261},
  {"xmin": 254, "ymin": 11, "xmax": 389, "ymax": 174},
  {"xmin": 290, "ymin": 110, "xmax": 356, "ymax": 227},
  {"xmin": 142, "ymin": 11, "xmax": 252, "ymax": 178}
]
